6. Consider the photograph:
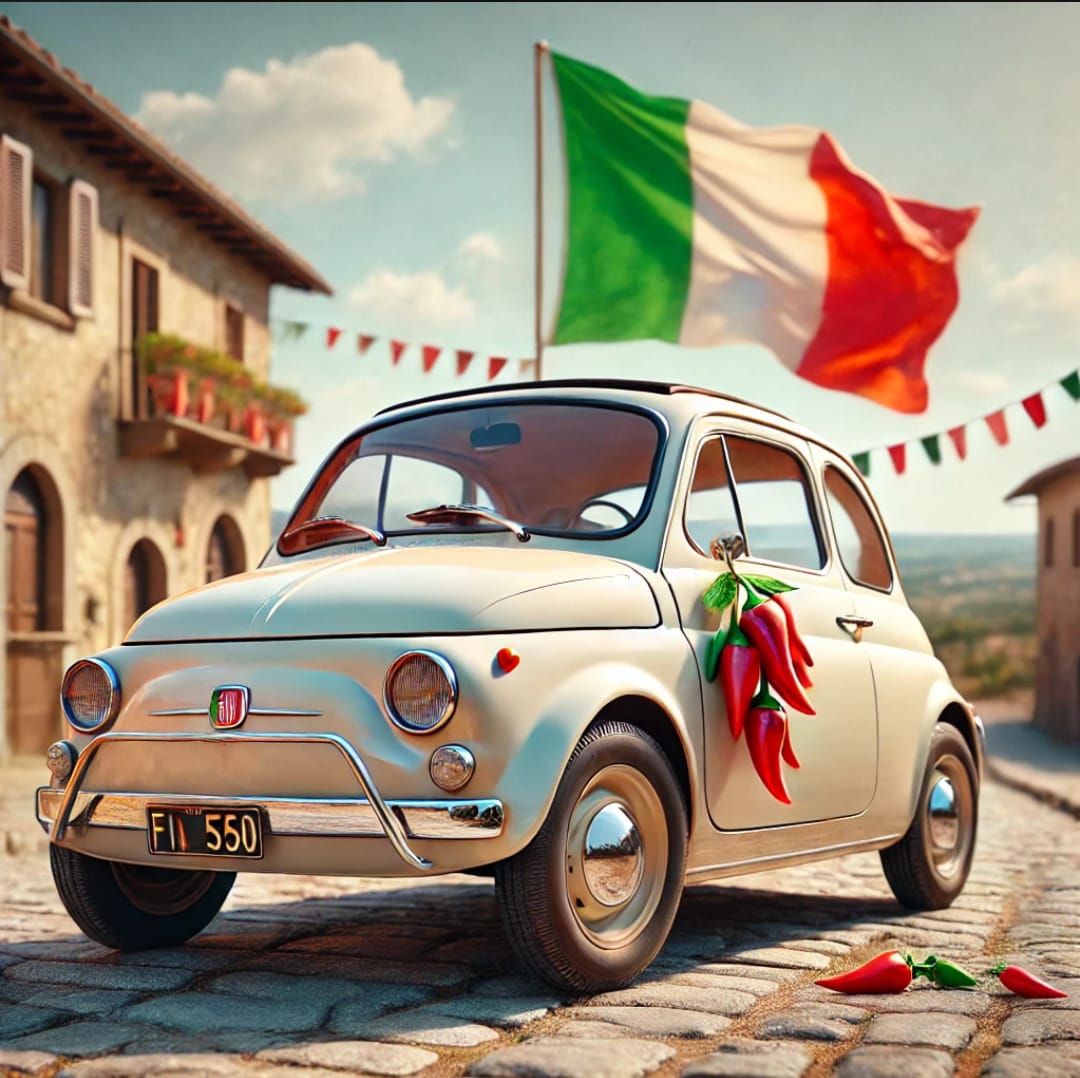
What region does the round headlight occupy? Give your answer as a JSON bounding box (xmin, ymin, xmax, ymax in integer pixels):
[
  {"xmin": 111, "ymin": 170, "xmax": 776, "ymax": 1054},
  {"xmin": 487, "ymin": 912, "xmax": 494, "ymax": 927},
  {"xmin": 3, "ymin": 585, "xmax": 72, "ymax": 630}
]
[
  {"xmin": 61, "ymin": 658, "xmax": 120, "ymax": 732},
  {"xmin": 383, "ymin": 651, "xmax": 457, "ymax": 733}
]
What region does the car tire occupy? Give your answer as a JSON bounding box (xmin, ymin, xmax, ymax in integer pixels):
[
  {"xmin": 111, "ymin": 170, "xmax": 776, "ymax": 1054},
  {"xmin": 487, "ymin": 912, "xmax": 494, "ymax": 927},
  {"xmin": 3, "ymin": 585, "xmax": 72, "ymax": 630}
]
[
  {"xmin": 50, "ymin": 845, "xmax": 235, "ymax": 951},
  {"xmin": 881, "ymin": 722, "xmax": 979, "ymax": 911},
  {"xmin": 494, "ymin": 719, "xmax": 688, "ymax": 993}
]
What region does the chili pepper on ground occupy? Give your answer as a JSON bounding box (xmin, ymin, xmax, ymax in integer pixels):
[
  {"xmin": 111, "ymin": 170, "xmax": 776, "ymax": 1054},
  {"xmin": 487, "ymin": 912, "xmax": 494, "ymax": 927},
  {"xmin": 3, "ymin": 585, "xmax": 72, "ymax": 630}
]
[
  {"xmin": 911, "ymin": 955, "xmax": 979, "ymax": 989},
  {"xmin": 990, "ymin": 964, "xmax": 1068, "ymax": 998},
  {"xmin": 739, "ymin": 592, "xmax": 816, "ymax": 715},
  {"xmin": 720, "ymin": 622, "xmax": 760, "ymax": 741},
  {"xmin": 815, "ymin": 950, "xmax": 913, "ymax": 994},
  {"xmin": 745, "ymin": 688, "xmax": 792, "ymax": 804},
  {"xmin": 771, "ymin": 592, "xmax": 814, "ymax": 688}
]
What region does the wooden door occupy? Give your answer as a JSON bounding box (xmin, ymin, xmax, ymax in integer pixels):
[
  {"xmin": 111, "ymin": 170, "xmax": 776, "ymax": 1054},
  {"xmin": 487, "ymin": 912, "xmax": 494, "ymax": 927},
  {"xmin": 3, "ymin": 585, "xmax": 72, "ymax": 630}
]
[{"xmin": 5, "ymin": 475, "xmax": 57, "ymax": 755}]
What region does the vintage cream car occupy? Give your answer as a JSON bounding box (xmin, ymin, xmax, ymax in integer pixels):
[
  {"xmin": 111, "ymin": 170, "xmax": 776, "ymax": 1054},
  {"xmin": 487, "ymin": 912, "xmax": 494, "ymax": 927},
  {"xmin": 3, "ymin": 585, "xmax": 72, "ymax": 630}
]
[{"xmin": 38, "ymin": 379, "xmax": 983, "ymax": 991}]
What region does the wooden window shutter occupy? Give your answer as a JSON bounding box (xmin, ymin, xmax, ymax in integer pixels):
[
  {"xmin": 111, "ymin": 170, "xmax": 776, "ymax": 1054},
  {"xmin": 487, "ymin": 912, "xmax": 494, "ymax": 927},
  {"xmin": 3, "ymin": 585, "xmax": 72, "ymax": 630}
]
[
  {"xmin": 68, "ymin": 178, "xmax": 98, "ymax": 317},
  {"xmin": 0, "ymin": 135, "xmax": 32, "ymax": 290}
]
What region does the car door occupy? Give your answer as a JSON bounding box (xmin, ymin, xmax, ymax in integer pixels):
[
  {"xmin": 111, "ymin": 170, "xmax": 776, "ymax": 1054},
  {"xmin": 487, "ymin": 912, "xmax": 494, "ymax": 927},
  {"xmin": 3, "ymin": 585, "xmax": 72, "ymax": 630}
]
[
  {"xmin": 662, "ymin": 420, "xmax": 879, "ymax": 829},
  {"xmin": 815, "ymin": 450, "xmax": 943, "ymax": 792}
]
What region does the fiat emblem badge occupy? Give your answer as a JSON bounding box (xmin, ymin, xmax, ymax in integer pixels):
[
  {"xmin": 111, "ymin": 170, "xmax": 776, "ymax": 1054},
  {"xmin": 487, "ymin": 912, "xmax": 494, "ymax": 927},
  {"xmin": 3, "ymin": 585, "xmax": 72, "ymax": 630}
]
[{"xmin": 210, "ymin": 685, "xmax": 250, "ymax": 729}]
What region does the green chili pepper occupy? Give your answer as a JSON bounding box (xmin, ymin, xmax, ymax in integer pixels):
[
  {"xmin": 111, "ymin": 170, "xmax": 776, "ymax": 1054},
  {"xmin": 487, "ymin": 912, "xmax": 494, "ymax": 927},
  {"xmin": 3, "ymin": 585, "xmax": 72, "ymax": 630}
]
[{"xmin": 910, "ymin": 954, "xmax": 978, "ymax": 989}]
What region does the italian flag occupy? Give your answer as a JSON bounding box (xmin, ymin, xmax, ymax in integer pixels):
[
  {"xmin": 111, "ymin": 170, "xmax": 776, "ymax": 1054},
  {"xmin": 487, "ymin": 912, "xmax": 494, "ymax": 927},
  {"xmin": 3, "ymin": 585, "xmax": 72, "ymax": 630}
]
[{"xmin": 549, "ymin": 53, "xmax": 979, "ymax": 414}]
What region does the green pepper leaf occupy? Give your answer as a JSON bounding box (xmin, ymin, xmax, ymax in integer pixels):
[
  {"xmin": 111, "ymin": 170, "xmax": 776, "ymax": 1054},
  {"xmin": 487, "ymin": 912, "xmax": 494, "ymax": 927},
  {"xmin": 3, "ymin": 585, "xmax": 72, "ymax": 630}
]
[
  {"xmin": 702, "ymin": 573, "xmax": 738, "ymax": 611},
  {"xmin": 742, "ymin": 574, "xmax": 797, "ymax": 595},
  {"xmin": 704, "ymin": 629, "xmax": 726, "ymax": 681}
]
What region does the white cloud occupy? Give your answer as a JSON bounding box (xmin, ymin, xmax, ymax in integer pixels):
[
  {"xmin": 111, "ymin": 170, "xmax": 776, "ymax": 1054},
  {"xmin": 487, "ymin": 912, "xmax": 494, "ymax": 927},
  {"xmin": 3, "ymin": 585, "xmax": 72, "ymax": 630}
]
[
  {"xmin": 457, "ymin": 232, "xmax": 504, "ymax": 263},
  {"xmin": 135, "ymin": 44, "xmax": 455, "ymax": 204},
  {"xmin": 991, "ymin": 254, "xmax": 1080, "ymax": 335},
  {"xmin": 349, "ymin": 270, "xmax": 476, "ymax": 325}
]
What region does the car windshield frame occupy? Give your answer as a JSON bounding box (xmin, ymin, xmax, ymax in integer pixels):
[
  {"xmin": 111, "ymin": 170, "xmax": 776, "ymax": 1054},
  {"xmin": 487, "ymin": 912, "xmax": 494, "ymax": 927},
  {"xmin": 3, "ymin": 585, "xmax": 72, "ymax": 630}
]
[{"xmin": 274, "ymin": 396, "xmax": 670, "ymax": 558}]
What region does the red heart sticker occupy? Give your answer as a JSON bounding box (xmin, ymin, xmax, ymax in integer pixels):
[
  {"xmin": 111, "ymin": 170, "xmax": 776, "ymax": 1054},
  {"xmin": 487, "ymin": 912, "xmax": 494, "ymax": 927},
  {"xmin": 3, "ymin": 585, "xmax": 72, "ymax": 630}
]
[{"xmin": 496, "ymin": 647, "xmax": 520, "ymax": 673}]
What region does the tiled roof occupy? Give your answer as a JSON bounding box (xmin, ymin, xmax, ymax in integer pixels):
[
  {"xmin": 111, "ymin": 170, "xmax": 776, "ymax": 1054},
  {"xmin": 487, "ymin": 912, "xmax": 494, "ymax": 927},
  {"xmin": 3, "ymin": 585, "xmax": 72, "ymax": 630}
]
[
  {"xmin": 0, "ymin": 14, "xmax": 332, "ymax": 295},
  {"xmin": 1006, "ymin": 456, "xmax": 1080, "ymax": 500}
]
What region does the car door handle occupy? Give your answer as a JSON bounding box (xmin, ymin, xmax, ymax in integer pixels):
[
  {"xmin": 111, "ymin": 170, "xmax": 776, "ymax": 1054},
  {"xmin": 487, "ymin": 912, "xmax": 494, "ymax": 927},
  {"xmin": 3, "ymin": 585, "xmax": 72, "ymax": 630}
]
[{"xmin": 836, "ymin": 615, "xmax": 873, "ymax": 642}]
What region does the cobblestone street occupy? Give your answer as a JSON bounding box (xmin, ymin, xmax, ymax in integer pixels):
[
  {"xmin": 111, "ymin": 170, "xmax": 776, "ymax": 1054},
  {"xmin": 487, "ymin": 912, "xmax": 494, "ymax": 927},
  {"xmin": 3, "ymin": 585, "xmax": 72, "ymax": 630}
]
[{"xmin": 1, "ymin": 775, "xmax": 1077, "ymax": 1078}]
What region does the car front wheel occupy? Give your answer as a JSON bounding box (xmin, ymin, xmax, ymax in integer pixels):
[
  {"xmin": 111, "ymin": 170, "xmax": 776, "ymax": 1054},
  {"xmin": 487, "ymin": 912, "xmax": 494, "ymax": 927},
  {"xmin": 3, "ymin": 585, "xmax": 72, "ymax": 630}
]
[
  {"xmin": 495, "ymin": 719, "xmax": 688, "ymax": 992},
  {"xmin": 50, "ymin": 845, "xmax": 235, "ymax": 950},
  {"xmin": 880, "ymin": 722, "xmax": 979, "ymax": 910}
]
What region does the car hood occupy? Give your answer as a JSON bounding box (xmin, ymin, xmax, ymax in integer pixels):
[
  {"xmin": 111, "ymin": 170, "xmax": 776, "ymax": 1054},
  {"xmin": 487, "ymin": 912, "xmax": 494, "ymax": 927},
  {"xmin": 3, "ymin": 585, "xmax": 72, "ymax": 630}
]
[{"xmin": 125, "ymin": 545, "xmax": 661, "ymax": 642}]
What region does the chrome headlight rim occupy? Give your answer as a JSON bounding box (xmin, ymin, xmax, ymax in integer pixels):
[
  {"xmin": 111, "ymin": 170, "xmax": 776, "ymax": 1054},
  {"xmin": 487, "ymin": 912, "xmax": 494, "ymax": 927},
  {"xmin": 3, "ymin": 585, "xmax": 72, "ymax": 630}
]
[
  {"xmin": 61, "ymin": 658, "xmax": 121, "ymax": 732},
  {"xmin": 383, "ymin": 650, "xmax": 458, "ymax": 734}
]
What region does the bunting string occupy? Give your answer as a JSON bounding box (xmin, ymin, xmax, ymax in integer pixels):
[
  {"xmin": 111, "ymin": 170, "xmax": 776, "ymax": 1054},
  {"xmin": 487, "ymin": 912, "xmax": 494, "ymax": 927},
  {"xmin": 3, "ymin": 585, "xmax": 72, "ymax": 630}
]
[
  {"xmin": 271, "ymin": 318, "xmax": 537, "ymax": 383},
  {"xmin": 850, "ymin": 368, "xmax": 1080, "ymax": 477},
  {"xmin": 272, "ymin": 318, "xmax": 1079, "ymax": 474}
]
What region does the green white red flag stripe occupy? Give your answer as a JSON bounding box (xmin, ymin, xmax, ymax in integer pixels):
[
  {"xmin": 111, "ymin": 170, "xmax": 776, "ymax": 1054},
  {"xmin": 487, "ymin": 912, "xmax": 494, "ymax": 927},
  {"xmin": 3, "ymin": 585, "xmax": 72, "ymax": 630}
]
[{"xmin": 548, "ymin": 51, "xmax": 979, "ymax": 415}]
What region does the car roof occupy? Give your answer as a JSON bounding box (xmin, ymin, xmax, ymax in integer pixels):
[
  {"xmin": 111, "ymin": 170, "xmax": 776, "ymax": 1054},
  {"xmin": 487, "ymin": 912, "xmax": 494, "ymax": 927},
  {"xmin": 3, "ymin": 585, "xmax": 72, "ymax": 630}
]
[{"xmin": 375, "ymin": 377, "xmax": 792, "ymax": 421}]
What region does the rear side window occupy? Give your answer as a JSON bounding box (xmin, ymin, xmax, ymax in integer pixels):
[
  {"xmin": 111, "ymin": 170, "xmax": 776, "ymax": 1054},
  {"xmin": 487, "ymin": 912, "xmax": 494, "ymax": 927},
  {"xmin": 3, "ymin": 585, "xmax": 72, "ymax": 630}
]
[{"xmin": 824, "ymin": 466, "xmax": 893, "ymax": 590}]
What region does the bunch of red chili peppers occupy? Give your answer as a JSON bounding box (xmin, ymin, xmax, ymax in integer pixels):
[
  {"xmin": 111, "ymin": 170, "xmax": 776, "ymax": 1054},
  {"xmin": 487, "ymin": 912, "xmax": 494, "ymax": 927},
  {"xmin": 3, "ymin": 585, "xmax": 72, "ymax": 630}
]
[
  {"xmin": 814, "ymin": 949, "xmax": 1068, "ymax": 998},
  {"xmin": 703, "ymin": 568, "xmax": 815, "ymax": 803}
]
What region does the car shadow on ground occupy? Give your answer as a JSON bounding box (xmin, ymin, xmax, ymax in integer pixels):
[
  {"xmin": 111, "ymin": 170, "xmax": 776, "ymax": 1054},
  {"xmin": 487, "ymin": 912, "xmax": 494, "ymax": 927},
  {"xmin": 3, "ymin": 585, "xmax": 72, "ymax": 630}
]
[{"xmin": 0, "ymin": 875, "xmax": 951, "ymax": 1057}]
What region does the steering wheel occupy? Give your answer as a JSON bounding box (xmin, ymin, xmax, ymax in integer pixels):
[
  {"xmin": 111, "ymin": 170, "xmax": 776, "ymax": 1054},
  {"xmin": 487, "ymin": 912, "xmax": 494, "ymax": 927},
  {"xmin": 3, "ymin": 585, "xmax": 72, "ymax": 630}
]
[{"xmin": 570, "ymin": 498, "xmax": 635, "ymax": 530}]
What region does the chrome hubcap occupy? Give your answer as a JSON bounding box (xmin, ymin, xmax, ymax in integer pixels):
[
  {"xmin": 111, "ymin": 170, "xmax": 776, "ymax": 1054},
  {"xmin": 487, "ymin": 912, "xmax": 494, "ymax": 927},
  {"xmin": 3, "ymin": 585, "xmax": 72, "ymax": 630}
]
[
  {"xmin": 582, "ymin": 803, "xmax": 644, "ymax": 906},
  {"xmin": 923, "ymin": 755, "xmax": 973, "ymax": 880},
  {"xmin": 112, "ymin": 863, "xmax": 215, "ymax": 916},
  {"xmin": 566, "ymin": 764, "xmax": 667, "ymax": 949}
]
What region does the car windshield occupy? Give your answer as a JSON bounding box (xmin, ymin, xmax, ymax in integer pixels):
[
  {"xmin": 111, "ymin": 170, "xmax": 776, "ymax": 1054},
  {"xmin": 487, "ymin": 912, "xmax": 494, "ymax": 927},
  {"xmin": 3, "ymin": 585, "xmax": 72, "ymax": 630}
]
[{"xmin": 278, "ymin": 401, "xmax": 663, "ymax": 555}]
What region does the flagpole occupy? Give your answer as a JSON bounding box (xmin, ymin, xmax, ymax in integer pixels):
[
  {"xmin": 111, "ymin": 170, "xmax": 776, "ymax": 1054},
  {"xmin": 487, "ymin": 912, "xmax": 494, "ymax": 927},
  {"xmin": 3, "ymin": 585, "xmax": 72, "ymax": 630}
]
[{"xmin": 533, "ymin": 40, "xmax": 548, "ymax": 382}]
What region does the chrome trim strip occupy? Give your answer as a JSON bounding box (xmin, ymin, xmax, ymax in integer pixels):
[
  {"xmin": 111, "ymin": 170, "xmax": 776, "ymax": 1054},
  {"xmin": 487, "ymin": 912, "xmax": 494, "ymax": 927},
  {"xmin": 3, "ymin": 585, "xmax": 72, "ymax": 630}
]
[
  {"xmin": 147, "ymin": 706, "xmax": 324, "ymax": 718},
  {"xmin": 37, "ymin": 787, "xmax": 504, "ymax": 840},
  {"xmin": 685, "ymin": 833, "xmax": 902, "ymax": 880},
  {"xmin": 46, "ymin": 731, "xmax": 435, "ymax": 870}
]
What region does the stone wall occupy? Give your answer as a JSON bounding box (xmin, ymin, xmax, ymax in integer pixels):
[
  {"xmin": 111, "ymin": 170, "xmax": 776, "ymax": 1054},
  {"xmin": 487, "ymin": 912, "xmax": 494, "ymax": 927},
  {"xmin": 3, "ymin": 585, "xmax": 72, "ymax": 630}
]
[
  {"xmin": 1, "ymin": 95, "xmax": 283, "ymax": 760},
  {"xmin": 1034, "ymin": 472, "xmax": 1080, "ymax": 741}
]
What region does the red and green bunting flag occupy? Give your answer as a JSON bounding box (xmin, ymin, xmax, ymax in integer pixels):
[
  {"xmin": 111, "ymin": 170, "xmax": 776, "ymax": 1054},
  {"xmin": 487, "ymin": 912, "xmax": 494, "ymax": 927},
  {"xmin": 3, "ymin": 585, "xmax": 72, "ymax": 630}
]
[
  {"xmin": 273, "ymin": 321, "xmax": 536, "ymax": 383},
  {"xmin": 851, "ymin": 369, "xmax": 1080, "ymax": 476}
]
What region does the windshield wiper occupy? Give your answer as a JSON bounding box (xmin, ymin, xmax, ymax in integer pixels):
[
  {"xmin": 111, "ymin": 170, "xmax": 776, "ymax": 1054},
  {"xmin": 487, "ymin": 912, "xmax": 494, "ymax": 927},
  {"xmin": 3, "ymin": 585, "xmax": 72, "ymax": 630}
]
[
  {"xmin": 278, "ymin": 516, "xmax": 388, "ymax": 556},
  {"xmin": 405, "ymin": 504, "xmax": 530, "ymax": 543}
]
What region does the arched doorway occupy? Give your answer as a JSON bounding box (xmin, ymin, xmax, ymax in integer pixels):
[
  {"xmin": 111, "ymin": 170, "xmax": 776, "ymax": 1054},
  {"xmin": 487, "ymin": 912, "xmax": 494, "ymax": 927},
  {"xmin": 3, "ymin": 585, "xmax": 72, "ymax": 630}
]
[
  {"xmin": 123, "ymin": 538, "xmax": 167, "ymax": 632},
  {"xmin": 5, "ymin": 466, "xmax": 63, "ymax": 755},
  {"xmin": 205, "ymin": 516, "xmax": 245, "ymax": 583}
]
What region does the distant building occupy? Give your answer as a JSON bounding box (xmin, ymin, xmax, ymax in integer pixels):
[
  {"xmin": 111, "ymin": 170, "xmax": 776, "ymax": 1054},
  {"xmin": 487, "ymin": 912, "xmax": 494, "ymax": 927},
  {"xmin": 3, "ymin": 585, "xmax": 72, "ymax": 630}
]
[
  {"xmin": 1006, "ymin": 455, "xmax": 1080, "ymax": 742},
  {"xmin": 1, "ymin": 16, "xmax": 332, "ymax": 759}
]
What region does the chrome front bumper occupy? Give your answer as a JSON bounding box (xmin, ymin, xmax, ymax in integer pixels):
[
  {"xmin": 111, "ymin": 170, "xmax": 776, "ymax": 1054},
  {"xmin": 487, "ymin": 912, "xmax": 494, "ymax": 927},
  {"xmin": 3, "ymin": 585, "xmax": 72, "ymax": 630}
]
[{"xmin": 38, "ymin": 731, "xmax": 503, "ymax": 871}]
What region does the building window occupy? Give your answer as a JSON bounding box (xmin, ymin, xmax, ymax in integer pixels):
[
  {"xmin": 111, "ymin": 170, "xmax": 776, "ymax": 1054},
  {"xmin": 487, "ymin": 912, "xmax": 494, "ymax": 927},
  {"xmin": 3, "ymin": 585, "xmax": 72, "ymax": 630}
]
[
  {"xmin": 131, "ymin": 257, "xmax": 160, "ymax": 417},
  {"xmin": 30, "ymin": 177, "xmax": 57, "ymax": 305},
  {"xmin": 5, "ymin": 471, "xmax": 46, "ymax": 632},
  {"xmin": 225, "ymin": 304, "xmax": 245, "ymax": 362},
  {"xmin": 206, "ymin": 516, "xmax": 245, "ymax": 583},
  {"xmin": 123, "ymin": 538, "xmax": 167, "ymax": 631},
  {"xmin": 1045, "ymin": 517, "xmax": 1055, "ymax": 568}
]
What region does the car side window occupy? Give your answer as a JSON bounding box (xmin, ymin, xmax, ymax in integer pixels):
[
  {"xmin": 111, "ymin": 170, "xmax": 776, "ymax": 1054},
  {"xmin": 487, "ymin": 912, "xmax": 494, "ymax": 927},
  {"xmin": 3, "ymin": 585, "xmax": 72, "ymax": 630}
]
[
  {"xmin": 684, "ymin": 437, "xmax": 741, "ymax": 555},
  {"xmin": 725, "ymin": 436, "xmax": 825, "ymax": 570},
  {"xmin": 824, "ymin": 466, "xmax": 893, "ymax": 590}
]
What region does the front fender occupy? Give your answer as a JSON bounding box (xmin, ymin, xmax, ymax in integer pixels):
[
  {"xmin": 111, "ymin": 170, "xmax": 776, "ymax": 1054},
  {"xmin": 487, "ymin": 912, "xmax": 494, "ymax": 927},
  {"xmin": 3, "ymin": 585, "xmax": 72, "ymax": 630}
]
[{"xmin": 493, "ymin": 649, "xmax": 701, "ymax": 857}]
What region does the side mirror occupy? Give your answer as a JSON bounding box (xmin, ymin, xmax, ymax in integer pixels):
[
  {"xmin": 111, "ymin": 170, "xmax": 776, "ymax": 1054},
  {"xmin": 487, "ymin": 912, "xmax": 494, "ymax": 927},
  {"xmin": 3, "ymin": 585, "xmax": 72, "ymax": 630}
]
[{"xmin": 709, "ymin": 532, "xmax": 745, "ymax": 564}]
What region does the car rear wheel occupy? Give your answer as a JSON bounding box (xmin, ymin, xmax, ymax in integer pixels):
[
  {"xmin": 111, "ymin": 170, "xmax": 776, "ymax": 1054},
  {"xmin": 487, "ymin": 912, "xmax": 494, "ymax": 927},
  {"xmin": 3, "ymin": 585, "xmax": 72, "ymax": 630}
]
[
  {"xmin": 50, "ymin": 845, "xmax": 235, "ymax": 950},
  {"xmin": 881, "ymin": 722, "xmax": 979, "ymax": 910},
  {"xmin": 494, "ymin": 720, "xmax": 688, "ymax": 992}
]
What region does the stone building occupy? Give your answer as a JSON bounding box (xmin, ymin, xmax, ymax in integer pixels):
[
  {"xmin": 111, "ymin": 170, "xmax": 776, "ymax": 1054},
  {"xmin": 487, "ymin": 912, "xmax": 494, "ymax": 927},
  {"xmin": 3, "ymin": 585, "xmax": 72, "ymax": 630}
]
[
  {"xmin": 1006, "ymin": 455, "xmax": 1080, "ymax": 742},
  {"xmin": 1, "ymin": 17, "xmax": 331, "ymax": 759}
]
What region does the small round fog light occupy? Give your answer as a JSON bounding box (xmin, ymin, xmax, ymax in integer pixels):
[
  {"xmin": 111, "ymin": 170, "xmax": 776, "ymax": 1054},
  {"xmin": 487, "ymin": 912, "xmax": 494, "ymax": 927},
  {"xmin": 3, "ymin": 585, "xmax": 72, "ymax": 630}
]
[
  {"xmin": 429, "ymin": 744, "xmax": 475, "ymax": 792},
  {"xmin": 46, "ymin": 740, "xmax": 77, "ymax": 781}
]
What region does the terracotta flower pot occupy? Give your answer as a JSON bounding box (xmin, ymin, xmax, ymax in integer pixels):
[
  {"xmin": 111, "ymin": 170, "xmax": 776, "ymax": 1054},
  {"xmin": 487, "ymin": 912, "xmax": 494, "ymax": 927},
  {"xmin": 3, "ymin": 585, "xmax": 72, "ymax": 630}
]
[
  {"xmin": 190, "ymin": 377, "xmax": 217, "ymax": 424},
  {"xmin": 146, "ymin": 370, "xmax": 189, "ymax": 418},
  {"xmin": 244, "ymin": 404, "xmax": 267, "ymax": 445}
]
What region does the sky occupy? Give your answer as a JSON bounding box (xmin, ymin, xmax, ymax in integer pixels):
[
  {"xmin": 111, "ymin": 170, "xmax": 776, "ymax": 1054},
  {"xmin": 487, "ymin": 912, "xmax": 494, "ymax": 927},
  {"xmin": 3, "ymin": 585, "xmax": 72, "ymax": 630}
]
[{"xmin": 7, "ymin": 1, "xmax": 1080, "ymax": 535}]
